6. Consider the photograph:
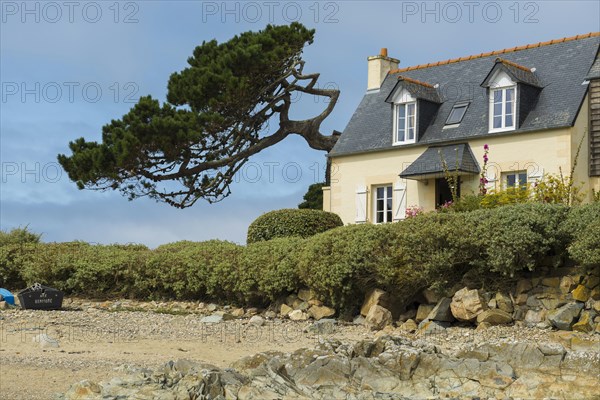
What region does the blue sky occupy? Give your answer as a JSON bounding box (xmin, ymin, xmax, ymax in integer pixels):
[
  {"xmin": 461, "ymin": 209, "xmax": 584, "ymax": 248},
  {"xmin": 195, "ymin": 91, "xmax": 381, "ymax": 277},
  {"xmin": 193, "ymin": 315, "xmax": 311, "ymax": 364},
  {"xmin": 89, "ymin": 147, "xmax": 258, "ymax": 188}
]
[{"xmin": 1, "ymin": 1, "xmax": 599, "ymax": 247}]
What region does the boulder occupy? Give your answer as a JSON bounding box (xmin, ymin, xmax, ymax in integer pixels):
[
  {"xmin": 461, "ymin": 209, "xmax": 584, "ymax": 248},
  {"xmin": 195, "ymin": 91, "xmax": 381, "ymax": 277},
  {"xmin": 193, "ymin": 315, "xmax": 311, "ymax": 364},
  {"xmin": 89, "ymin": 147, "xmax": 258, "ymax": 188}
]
[
  {"xmin": 426, "ymin": 298, "xmax": 454, "ymax": 322},
  {"xmin": 291, "ymin": 299, "xmax": 309, "ymax": 311},
  {"xmin": 288, "ymin": 310, "xmax": 309, "ymax": 321},
  {"xmin": 450, "ymin": 288, "xmax": 487, "ymax": 322},
  {"xmin": 365, "ymin": 305, "xmax": 393, "ymax": 330},
  {"xmin": 297, "ymin": 288, "xmax": 317, "ymax": 302},
  {"xmin": 417, "ymin": 320, "xmax": 447, "ymax": 335},
  {"xmin": 249, "ymin": 315, "xmax": 265, "ymax": 326},
  {"xmin": 397, "ymin": 308, "xmax": 417, "ymax": 323},
  {"xmin": 422, "ymin": 288, "xmax": 441, "ymax": 304},
  {"xmin": 541, "ymin": 277, "xmax": 560, "ymax": 287},
  {"xmin": 200, "ymin": 314, "xmax": 223, "ymax": 324},
  {"xmin": 307, "ymin": 305, "xmax": 335, "ymax": 321},
  {"xmin": 584, "ymin": 274, "xmax": 600, "ymax": 289},
  {"xmin": 476, "ymin": 309, "xmax": 513, "ymax": 325},
  {"xmin": 359, "ymin": 288, "xmax": 402, "ymax": 319},
  {"xmin": 572, "ymin": 311, "xmax": 595, "ymax": 333},
  {"xmin": 495, "ymin": 292, "xmax": 514, "ymax": 313},
  {"xmin": 547, "ymin": 302, "xmax": 584, "ymax": 330},
  {"xmin": 560, "ymin": 276, "xmax": 579, "ymax": 294},
  {"xmin": 399, "ymin": 319, "xmax": 418, "ymax": 332},
  {"xmin": 572, "ymin": 285, "xmax": 591, "ymax": 302},
  {"xmin": 63, "ymin": 380, "xmax": 102, "ymax": 399},
  {"xmin": 280, "ymin": 304, "xmax": 293, "ymax": 316},
  {"xmin": 515, "ymin": 279, "xmax": 532, "ymax": 294},
  {"xmin": 415, "ymin": 304, "xmax": 435, "ymax": 322},
  {"xmin": 524, "ymin": 309, "xmax": 547, "ymax": 327},
  {"xmin": 591, "ymin": 286, "xmax": 600, "ymax": 301},
  {"xmin": 231, "ymin": 308, "xmax": 245, "ymax": 317}
]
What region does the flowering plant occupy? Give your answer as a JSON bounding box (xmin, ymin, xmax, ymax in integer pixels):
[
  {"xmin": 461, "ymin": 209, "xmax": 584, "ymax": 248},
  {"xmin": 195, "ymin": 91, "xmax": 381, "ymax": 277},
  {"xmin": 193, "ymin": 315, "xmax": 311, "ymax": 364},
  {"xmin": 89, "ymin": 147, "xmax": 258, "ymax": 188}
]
[
  {"xmin": 479, "ymin": 144, "xmax": 490, "ymax": 195},
  {"xmin": 405, "ymin": 205, "xmax": 424, "ymax": 218}
]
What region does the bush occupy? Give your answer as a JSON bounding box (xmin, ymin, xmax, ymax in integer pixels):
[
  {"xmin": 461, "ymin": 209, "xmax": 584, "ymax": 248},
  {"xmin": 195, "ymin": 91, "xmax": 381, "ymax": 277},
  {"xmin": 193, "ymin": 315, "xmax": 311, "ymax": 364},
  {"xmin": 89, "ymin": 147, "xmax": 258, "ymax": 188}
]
[
  {"xmin": 0, "ymin": 227, "xmax": 42, "ymax": 288},
  {"xmin": 240, "ymin": 237, "xmax": 306, "ymax": 303},
  {"xmin": 479, "ymin": 187, "xmax": 530, "ymax": 208},
  {"xmin": 247, "ymin": 208, "xmax": 343, "ymax": 243},
  {"xmin": 562, "ymin": 203, "xmax": 600, "ymax": 267},
  {"xmin": 144, "ymin": 240, "xmax": 243, "ymax": 301},
  {"xmin": 467, "ymin": 203, "xmax": 569, "ymax": 276},
  {"xmin": 0, "ymin": 226, "xmax": 41, "ymax": 246}
]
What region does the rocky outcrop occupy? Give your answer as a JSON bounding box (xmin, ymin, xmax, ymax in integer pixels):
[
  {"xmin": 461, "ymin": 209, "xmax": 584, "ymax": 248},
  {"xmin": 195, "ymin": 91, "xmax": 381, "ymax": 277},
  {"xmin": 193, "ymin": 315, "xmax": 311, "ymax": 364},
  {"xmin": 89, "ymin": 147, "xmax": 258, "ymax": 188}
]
[
  {"xmin": 61, "ymin": 335, "xmax": 600, "ymax": 400},
  {"xmin": 450, "ymin": 288, "xmax": 487, "ymax": 321}
]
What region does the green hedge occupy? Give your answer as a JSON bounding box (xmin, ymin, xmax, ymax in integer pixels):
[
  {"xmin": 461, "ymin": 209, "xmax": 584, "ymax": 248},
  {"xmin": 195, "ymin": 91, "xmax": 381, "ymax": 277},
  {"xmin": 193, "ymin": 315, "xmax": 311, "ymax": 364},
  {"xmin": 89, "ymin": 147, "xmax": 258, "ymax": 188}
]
[
  {"xmin": 1, "ymin": 203, "xmax": 597, "ymax": 309},
  {"xmin": 247, "ymin": 208, "xmax": 343, "ymax": 243}
]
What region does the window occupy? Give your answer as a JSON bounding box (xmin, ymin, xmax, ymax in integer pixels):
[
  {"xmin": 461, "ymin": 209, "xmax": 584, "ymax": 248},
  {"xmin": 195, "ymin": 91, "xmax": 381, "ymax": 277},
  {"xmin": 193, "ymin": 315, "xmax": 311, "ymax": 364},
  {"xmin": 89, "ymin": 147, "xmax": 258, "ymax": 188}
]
[
  {"xmin": 445, "ymin": 102, "xmax": 469, "ymax": 125},
  {"xmin": 394, "ymin": 102, "xmax": 416, "ymax": 144},
  {"xmin": 505, "ymin": 171, "xmax": 527, "ymax": 189},
  {"xmin": 490, "ymin": 86, "xmax": 516, "ymax": 132},
  {"xmin": 374, "ymin": 185, "xmax": 393, "ymax": 223}
]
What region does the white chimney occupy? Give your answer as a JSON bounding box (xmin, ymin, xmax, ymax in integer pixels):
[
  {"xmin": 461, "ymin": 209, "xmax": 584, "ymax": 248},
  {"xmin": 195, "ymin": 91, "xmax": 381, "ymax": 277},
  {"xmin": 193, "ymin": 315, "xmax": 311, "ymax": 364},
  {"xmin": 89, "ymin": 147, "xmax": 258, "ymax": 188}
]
[{"xmin": 367, "ymin": 48, "xmax": 399, "ymax": 91}]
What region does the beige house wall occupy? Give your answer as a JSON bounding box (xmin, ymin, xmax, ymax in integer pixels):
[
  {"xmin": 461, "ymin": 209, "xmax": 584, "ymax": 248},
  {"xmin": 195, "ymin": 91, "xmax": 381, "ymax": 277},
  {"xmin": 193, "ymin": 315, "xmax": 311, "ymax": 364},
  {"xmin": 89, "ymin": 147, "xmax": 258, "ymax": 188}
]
[{"xmin": 325, "ymin": 93, "xmax": 596, "ymax": 224}]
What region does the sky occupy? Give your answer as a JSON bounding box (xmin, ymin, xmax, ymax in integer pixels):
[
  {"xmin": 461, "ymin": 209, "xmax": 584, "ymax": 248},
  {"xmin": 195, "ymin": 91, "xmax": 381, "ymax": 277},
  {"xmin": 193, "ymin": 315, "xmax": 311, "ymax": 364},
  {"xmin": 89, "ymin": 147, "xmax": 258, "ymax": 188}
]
[{"xmin": 1, "ymin": 1, "xmax": 599, "ymax": 247}]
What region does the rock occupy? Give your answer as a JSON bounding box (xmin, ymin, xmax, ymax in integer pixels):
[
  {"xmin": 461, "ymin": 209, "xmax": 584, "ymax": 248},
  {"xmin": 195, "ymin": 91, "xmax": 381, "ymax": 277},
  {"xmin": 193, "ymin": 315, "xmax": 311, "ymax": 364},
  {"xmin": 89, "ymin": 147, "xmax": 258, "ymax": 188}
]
[
  {"xmin": 592, "ymin": 300, "xmax": 600, "ymax": 313},
  {"xmin": 476, "ymin": 309, "xmax": 513, "ymax": 325},
  {"xmin": 360, "ymin": 288, "xmax": 387, "ymax": 316},
  {"xmin": 572, "ymin": 285, "xmax": 591, "ymax": 302},
  {"xmin": 541, "ymin": 277, "xmax": 560, "ymax": 287},
  {"xmin": 285, "ymin": 294, "xmax": 298, "ymax": 306},
  {"xmin": 422, "ymin": 288, "xmax": 441, "ymax": 304},
  {"xmin": 515, "ymin": 279, "xmax": 532, "ymax": 294},
  {"xmin": 280, "ymin": 304, "xmax": 293, "ymax": 316},
  {"xmin": 487, "ymin": 298, "xmax": 497, "ymax": 308},
  {"xmin": 365, "ymin": 305, "xmax": 393, "ymax": 330},
  {"xmin": 572, "ymin": 311, "xmax": 595, "ymax": 333},
  {"xmin": 417, "ymin": 320, "xmax": 446, "ymax": 335},
  {"xmin": 297, "ymin": 288, "xmax": 317, "ymax": 302},
  {"xmin": 308, "ymin": 299, "xmax": 323, "ymax": 307},
  {"xmin": 307, "ymin": 305, "xmax": 335, "ymax": 320},
  {"xmin": 306, "ymin": 318, "xmax": 336, "ymax": 334},
  {"xmin": 288, "ymin": 310, "xmax": 308, "ymax": 321},
  {"xmin": 495, "ymin": 292, "xmax": 514, "ymax": 313},
  {"xmin": 426, "ymin": 298, "xmax": 454, "ymax": 322},
  {"xmin": 515, "ymin": 293, "xmax": 528, "ymax": 305},
  {"xmin": 249, "ymin": 315, "xmax": 265, "ymax": 326},
  {"xmin": 0, "ymin": 301, "xmax": 7, "ymax": 310},
  {"xmin": 524, "ymin": 309, "xmax": 547, "ymax": 327},
  {"xmin": 291, "ymin": 299, "xmax": 309, "ymax": 311},
  {"xmin": 450, "ymin": 287, "xmax": 487, "ymax": 322},
  {"xmin": 231, "ymin": 308, "xmax": 245, "ymax": 317},
  {"xmin": 560, "ymin": 276, "xmax": 579, "ymax": 294},
  {"xmin": 526, "ymin": 295, "xmax": 541, "ymax": 308},
  {"xmin": 216, "ymin": 311, "xmax": 235, "ymax": 321},
  {"xmin": 246, "ymin": 307, "xmax": 258, "ymax": 316},
  {"xmin": 415, "ymin": 304, "xmax": 435, "ymax": 322},
  {"xmin": 264, "ymin": 310, "xmax": 277, "ymax": 319},
  {"xmin": 200, "ymin": 314, "xmax": 223, "ymax": 324},
  {"xmin": 352, "ymin": 315, "xmax": 366, "ymax": 325},
  {"xmin": 33, "ymin": 333, "xmax": 60, "ymax": 349},
  {"xmin": 63, "ymin": 380, "xmax": 102, "ymax": 399},
  {"xmin": 584, "ymin": 275, "xmax": 600, "ymax": 289},
  {"xmin": 206, "ymin": 303, "xmax": 218, "ymax": 312},
  {"xmin": 571, "ymin": 336, "xmax": 599, "ymax": 352},
  {"xmin": 547, "ymin": 302, "xmax": 584, "ymax": 330},
  {"xmin": 396, "ymin": 308, "xmax": 417, "ymax": 323},
  {"xmin": 399, "ymin": 319, "xmax": 418, "ymax": 332},
  {"xmin": 591, "ymin": 286, "xmax": 600, "ymax": 301},
  {"xmin": 476, "ymin": 322, "xmax": 491, "ymax": 331}
]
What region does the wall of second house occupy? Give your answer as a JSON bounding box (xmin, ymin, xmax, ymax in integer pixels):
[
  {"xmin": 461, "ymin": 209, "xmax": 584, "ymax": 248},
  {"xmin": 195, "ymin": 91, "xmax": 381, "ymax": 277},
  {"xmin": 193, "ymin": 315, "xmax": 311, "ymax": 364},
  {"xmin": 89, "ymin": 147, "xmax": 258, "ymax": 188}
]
[
  {"xmin": 325, "ymin": 125, "xmax": 580, "ymax": 225},
  {"xmin": 572, "ymin": 94, "xmax": 600, "ymax": 200}
]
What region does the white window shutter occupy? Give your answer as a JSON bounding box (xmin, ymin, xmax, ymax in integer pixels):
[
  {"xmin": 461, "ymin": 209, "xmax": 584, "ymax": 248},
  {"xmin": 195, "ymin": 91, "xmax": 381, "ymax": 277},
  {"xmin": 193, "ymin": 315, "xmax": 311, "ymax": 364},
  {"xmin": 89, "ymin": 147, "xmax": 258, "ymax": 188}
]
[
  {"xmin": 355, "ymin": 185, "xmax": 367, "ymax": 223},
  {"xmin": 528, "ymin": 167, "xmax": 544, "ymax": 185},
  {"xmin": 485, "ymin": 170, "xmax": 498, "ymax": 193},
  {"xmin": 393, "ymin": 181, "xmax": 407, "ymax": 221}
]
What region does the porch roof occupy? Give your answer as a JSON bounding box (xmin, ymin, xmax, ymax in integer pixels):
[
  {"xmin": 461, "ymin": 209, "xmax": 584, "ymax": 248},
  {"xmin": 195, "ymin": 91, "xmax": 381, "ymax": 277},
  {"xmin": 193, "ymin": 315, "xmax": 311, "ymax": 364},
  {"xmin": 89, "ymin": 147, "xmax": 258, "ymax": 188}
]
[{"xmin": 399, "ymin": 143, "xmax": 480, "ymax": 180}]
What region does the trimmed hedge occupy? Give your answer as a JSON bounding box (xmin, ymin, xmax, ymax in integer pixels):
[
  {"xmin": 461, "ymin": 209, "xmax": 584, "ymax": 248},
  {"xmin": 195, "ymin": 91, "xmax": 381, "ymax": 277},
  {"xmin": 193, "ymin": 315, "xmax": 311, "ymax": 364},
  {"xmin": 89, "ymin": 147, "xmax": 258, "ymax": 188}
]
[
  {"xmin": 247, "ymin": 208, "xmax": 343, "ymax": 243},
  {"xmin": 1, "ymin": 203, "xmax": 597, "ymax": 309}
]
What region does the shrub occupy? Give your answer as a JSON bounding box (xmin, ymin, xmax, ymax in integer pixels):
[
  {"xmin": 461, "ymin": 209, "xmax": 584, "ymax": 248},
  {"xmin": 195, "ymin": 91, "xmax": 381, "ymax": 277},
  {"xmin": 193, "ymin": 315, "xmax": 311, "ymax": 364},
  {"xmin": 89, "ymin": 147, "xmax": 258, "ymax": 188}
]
[
  {"xmin": 247, "ymin": 208, "xmax": 343, "ymax": 243},
  {"xmin": 144, "ymin": 240, "xmax": 243, "ymax": 301},
  {"xmin": 467, "ymin": 203, "xmax": 569, "ymax": 276},
  {"xmin": 0, "ymin": 226, "xmax": 41, "ymax": 246},
  {"xmin": 479, "ymin": 187, "xmax": 530, "ymax": 208},
  {"xmin": 562, "ymin": 203, "xmax": 600, "ymax": 267},
  {"xmin": 240, "ymin": 237, "xmax": 306, "ymax": 303},
  {"xmin": 298, "ymin": 182, "xmax": 325, "ymax": 210},
  {"xmin": 0, "ymin": 227, "xmax": 42, "ymax": 288}
]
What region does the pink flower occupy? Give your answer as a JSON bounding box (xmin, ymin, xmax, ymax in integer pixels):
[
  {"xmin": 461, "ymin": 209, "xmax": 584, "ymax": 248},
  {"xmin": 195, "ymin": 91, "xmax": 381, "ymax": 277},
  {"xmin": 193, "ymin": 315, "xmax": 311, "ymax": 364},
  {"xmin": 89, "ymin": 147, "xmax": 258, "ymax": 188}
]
[{"xmin": 483, "ymin": 144, "xmax": 489, "ymax": 151}]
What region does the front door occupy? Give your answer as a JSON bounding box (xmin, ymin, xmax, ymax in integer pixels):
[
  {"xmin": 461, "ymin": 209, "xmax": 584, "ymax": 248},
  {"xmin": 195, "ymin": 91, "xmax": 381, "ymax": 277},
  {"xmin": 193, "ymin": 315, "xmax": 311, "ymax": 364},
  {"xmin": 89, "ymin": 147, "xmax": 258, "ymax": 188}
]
[{"xmin": 435, "ymin": 177, "xmax": 460, "ymax": 207}]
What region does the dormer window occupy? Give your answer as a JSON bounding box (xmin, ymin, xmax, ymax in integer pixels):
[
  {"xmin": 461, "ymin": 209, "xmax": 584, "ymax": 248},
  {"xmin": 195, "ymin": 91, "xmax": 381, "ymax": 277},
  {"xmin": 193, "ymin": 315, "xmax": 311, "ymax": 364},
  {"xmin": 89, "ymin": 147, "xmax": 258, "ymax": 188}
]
[
  {"xmin": 490, "ymin": 86, "xmax": 516, "ymax": 132},
  {"xmin": 394, "ymin": 102, "xmax": 417, "ymax": 144}
]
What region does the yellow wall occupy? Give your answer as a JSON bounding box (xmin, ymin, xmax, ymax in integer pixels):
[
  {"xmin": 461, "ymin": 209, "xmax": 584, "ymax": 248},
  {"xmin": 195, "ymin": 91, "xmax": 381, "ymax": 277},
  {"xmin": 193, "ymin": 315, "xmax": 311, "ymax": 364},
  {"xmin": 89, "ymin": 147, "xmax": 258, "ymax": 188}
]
[{"xmin": 326, "ymin": 93, "xmax": 595, "ymax": 224}]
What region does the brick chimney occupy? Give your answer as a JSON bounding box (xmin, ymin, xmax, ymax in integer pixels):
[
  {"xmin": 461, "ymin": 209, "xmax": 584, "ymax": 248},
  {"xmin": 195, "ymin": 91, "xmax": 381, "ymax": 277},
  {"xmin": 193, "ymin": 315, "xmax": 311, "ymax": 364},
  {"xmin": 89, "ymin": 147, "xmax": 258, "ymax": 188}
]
[{"xmin": 367, "ymin": 48, "xmax": 399, "ymax": 91}]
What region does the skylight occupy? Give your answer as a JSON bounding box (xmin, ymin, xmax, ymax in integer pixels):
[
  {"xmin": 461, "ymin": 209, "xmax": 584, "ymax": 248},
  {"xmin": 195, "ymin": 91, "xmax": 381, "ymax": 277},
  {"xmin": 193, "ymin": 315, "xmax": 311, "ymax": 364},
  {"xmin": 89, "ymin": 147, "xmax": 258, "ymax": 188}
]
[{"xmin": 446, "ymin": 103, "xmax": 469, "ymax": 125}]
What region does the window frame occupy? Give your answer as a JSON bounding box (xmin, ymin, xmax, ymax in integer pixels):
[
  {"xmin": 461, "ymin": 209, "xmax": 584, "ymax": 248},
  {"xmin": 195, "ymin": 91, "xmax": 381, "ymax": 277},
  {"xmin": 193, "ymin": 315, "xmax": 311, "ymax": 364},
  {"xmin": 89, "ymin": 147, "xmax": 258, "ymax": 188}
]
[
  {"xmin": 393, "ymin": 101, "xmax": 417, "ymax": 145},
  {"xmin": 372, "ymin": 184, "xmax": 393, "ymax": 224},
  {"xmin": 445, "ymin": 102, "xmax": 470, "ymax": 125},
  {"xmin": 504, "ymin": 171, "xmax": 528, "ymax": 189},
  {"xmin": 489, "ymin": 85, "xmax": 517, "ymax": 133}
]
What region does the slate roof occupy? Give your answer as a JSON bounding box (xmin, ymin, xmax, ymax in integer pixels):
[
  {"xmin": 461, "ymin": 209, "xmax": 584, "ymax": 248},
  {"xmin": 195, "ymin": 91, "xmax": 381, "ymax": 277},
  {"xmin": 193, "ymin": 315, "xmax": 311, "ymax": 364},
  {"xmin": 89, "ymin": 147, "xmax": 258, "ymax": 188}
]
[
  {"xmin": 587, "ymin": 57, "xmax": 600, "ymax": 80},
  {"xmin": 481, "ymin": 58, "xmax": 542, "ymax": 88},
  {"xmin": 330, "ymin": 33, "xmax": 600, "ymax": 157},
  {"xmin": 399, "ymin": 143, "xmax": 480, "ymax": 179}
]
